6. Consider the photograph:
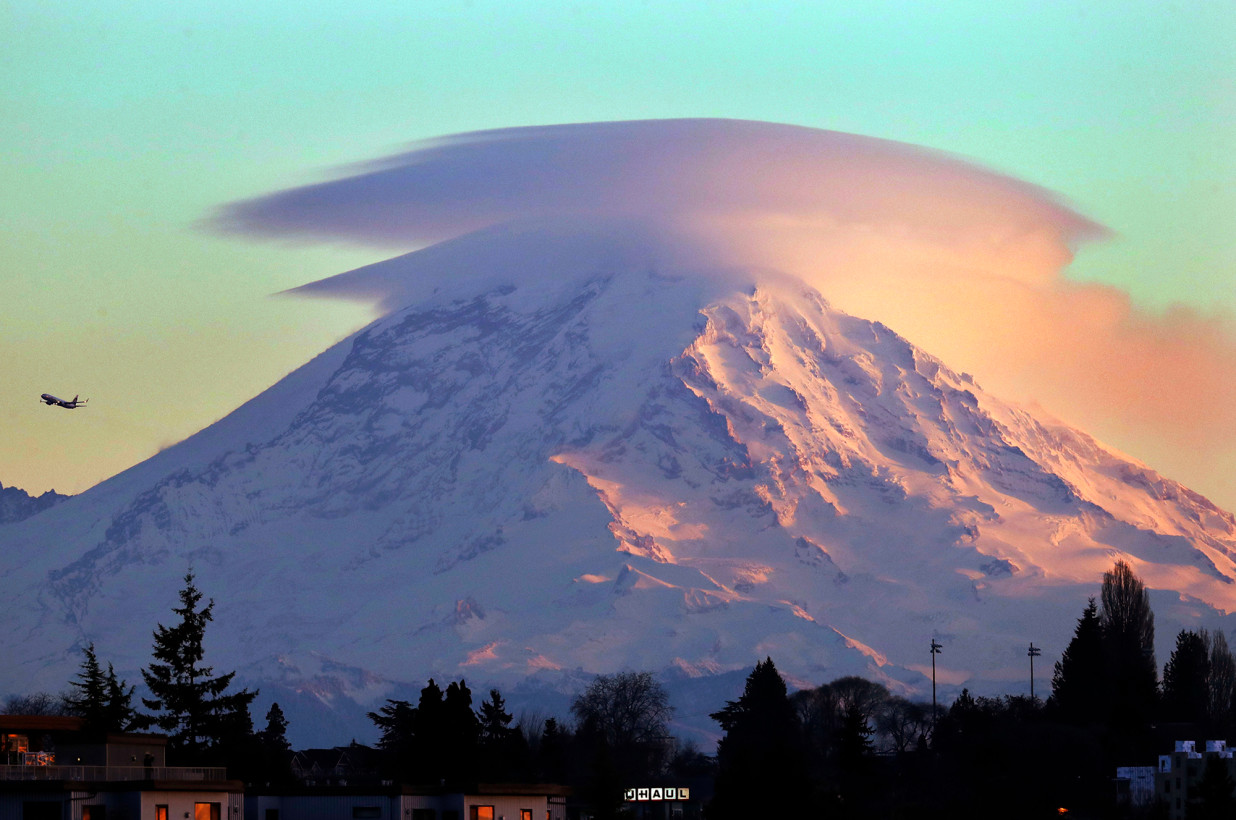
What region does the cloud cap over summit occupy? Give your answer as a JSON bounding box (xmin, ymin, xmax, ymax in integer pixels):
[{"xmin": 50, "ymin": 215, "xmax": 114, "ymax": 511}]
[
  {"xmin": 215, "ymin": 119, "xmax": 1236, "ymax": 513},
  {"xmin": 213, "ymin": 118, "xmax": 1105, "ymax": 253}
]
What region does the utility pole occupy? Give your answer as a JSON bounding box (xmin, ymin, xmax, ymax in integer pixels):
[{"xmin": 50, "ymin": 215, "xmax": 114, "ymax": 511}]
[
  {"xmin": 1028, "ymin": 642, "xmax": 1041, "ymax": 701},
  {"xmin": 930, "ymin": 639, "xmax": 943, "ymax": 728}
]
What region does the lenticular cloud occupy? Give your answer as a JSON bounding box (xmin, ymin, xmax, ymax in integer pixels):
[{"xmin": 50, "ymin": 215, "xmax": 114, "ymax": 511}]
[
  {"xmin": 215, "ymin": 118, "xmax": 1236, "ymax": 512},
  {"xmin": 214, "ymin": 118, "xmax": 1103, "ymax": 256}
]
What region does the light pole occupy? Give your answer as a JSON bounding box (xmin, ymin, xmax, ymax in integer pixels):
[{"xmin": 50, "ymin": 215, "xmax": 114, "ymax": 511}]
[
  {"xmin": 1028, "ymin": 642, "xmax": 1041, "ymax": 701},
  {"xmin": 930, "ymin": 639, "xmax": 943, "ymax": 728}
]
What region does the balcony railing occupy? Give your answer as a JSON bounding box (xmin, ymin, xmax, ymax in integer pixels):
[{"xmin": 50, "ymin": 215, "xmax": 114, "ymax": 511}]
[{"xmin": 0, "ymin": 765, "xmax": 227, "ymax": 782}]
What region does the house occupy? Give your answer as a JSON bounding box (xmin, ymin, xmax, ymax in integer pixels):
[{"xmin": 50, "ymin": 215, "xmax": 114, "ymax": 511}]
[
  {"xmin": 1155, "ymin": 739, "xmax": 1236, "ymax": 820},
  {"xmin": 245, "ymin": 783, "xmax": 568, "ymax": 820},
  {"xmin": 0, "ymin": 715, "xmax": 244, "ymax": 820},
  {"xmin": 288, "ymin": 748, "xmax": 383, "ymax": 788}
]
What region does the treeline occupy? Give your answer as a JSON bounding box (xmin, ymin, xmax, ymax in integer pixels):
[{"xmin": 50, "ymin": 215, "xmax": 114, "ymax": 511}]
[
  {"xmin": 12, "ymin": 560, "xmax": 1236, "ymax": 817},
  {"xmin": 366, "ymin": 669, "xmax": 710, "ymax": 817}
]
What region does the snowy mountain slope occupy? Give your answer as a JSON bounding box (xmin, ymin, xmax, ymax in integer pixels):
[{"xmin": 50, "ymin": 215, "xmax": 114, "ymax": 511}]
[
  {"xmin": 4, "ymin": 222, "xmax": 1235, "ymax": 745},
  {"xmin": 0, "ymin": 483, "xmax": 68, "ymax": 525}
]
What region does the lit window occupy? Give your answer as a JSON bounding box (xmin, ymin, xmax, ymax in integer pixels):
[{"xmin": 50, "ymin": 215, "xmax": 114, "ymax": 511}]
[
  {"xmin": 194, "ymin": 803, "xmax": 220, "ymax": 820},
  {"xmin": 470, "ymin": 808, "xmax": 494, "ymax": 820},
  {"xmin": 156, "ymin": 806, "xmax": 169, "ymax": 820}
]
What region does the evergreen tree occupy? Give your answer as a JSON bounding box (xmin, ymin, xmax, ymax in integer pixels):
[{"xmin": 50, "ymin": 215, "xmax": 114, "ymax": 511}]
[
  {"xmin": 257, "ymin": 703, "xmax": 294, "ymax": 786},
  {"xmin": 260, "ymin": 702, "xmax": 291, "ymax": 755},
  {"xmin": 537, "ymin": 717, "xmax": 568, "ymax": 783},
  {"xmin": 64, "ymin": 644, "xmax": 107, "ymax": 728},
  {"xmin": 477, "ymin": 688, "xmax": 523, "ymax": 780},
  {"xmin": 368, "ymin": 698, "xmax": 416, "ymax": 776},
  {"xmin": 103, "ymin": 663, "xmax": 136, "ymax": 731},
  {"xmin": 710, "ymin": 658, "xmax": 809, "ymax": 820},
  {"xmin": 135, "ymin": 571, "xmax": 257, "ymax": 761},
  {"xmin": 66, "ymin": 645, "xmax": 136, "ymax": 731},
  {"xmin": 1049, "ymin": 598, "xmax": 1105, "ymax": 724},
  {"xmin": 1163, "ymin": 629, "xmax": 1210, "ymax": 723},
  {"xmin": 836, "ymin": 700, "xmax": 875, "ymax": 772},
  {"xmin": 440, "ymin": 679, "xmax": 479, "ymax": 784}
]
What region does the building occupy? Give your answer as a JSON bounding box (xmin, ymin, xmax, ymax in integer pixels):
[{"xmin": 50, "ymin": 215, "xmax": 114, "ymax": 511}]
[
  {"xmin": 1154, "ymin": 739, "xmax": 1236, "ymax": 820},
  {"xmin": 245, "ymin": 784, "xmax": 568, "ymax": 820},
  {"xmin": 0, "ymin": 715, "xmax": 244, "ymax": 820},
  {"xmin": 1114, "ymin": 766, "xmax": 1156, "ymax": 811}
]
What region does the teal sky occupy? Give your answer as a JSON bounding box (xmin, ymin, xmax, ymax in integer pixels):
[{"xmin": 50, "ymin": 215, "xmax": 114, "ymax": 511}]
[{"xmin": 3, "ymin": 1, "xmax": 1234, "ymax": 500}]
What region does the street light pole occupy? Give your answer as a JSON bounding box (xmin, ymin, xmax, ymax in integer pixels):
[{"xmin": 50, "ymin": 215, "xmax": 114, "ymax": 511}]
[
  {"xmin": 930, "ymin": 639, "xmax": 943, "ymax": 728},
  {"xmin": 1028, "ymin": 642, "xmax": 1041, "ymax": 701}
]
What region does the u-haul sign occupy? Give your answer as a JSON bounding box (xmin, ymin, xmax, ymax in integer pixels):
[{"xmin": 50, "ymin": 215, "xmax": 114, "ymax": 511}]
[{"xmin": 624, "ymin": 787, "xmax": 691, "ymax": 801}]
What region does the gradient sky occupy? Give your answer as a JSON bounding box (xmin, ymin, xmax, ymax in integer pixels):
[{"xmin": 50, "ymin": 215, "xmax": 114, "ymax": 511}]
[{"xmin": 3, "ymin": 1, "xmax": 1234, "ymax": 509}]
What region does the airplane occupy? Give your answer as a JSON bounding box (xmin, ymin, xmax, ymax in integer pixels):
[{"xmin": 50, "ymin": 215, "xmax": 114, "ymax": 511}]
[{"xmin": 40, "ymin": 393, "xmax": 88, "ymax": 409}]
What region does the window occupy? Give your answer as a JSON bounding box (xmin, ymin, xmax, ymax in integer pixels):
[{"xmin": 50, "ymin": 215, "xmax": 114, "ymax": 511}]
[
  {"xmin": 156, "ymin": 806, "xmax": 169, "ymax": 820},
  {"xmin": 521, "ymin": 811, "xmax": 532, "ymax": 820},
  {"xmin": 194, "ymin": 803, "xmax": 220, "ymax": 820},
  {"xmin": 470, "ymin": 808, "xmax": 494, "ymax": 820},
  {"xmin": 352, "ymin": 809, "xmax": 381, "ymax": 819},
  {"xmin": 83, "ymin": 806, "xmax": 107, "ymax": 820}
]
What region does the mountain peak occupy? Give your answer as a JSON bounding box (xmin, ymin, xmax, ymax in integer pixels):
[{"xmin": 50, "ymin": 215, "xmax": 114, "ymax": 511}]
[{"xmin": 4, "ymin": 229, "xmax": 1233, "ymax": 745}]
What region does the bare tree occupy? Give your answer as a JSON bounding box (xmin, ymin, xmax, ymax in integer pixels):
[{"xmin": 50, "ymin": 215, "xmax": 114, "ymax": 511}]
[
  {"xmin": 1207, "ymin": 630, "xmax": 1236, "ymax": 726},
  {"xmin": 572, "ymin": 670, "xmax": 674, "ymax": 784},
  {"xmin": 876, "ymin": 696, "xmax": 931, "ymax": 755},
  {"xmin": 3, "ymin": 692, "xmax": 69, "ymax": 716},
  {"xmin": 572, "ymin": 671, "xmax": 672, "ymax": 751}
]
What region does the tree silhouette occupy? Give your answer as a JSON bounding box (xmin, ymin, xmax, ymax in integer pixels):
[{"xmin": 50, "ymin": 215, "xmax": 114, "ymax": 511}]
[
  {"xmin": 1099, "ymin": 560, "xmax": 1158, "ymax": 741},
  {"xmin": 710, "ymin": 658, "xmax": 809, "ymax": 819},
  {"xmin": 1049, "ymin": 598, "xmax": 1105, "ymax": 725},
  {"xmin": 135, "ymin": 571, "xmax": 257, "ymax": 761},
  {"xmin": 477, "ymin": 688, "xmax": 525, "ymax": 780},
  {"xmin": 67, "ymin": 642, "xmax": 137, "ymax": 732},
  {"xmin": 252, "ymin": 701, "xmax": 292, "ymax": 785},
  {"xmin": 1207, "ymin": 630, "xmax": 1236, "ymax": 731},
  {"xmin": 572, "ymin": 671, "xmax": 672, "ymax": 819},
  {"xmin": 1163, "ymin": 629, "xmax": 1210, "ymax": 723}
]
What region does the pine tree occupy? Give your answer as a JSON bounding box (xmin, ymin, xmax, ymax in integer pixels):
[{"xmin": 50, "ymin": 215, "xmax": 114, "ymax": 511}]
[
  {"xmin": 64, "ymin": 643, "xmax": 107, "ymax": 727},
  {"xmin": 103, "ymin": 663, "xmax": 135, "ymax": 730},
  {"xmin": 441, "ymin": 680, "xmax": 479, "ymax": 784},
  {"xmin": 710, "ymin": 658, "xmax": 809, "ymax": 820},
  {"xmin": 260, "ymin": 703, "xmax": 291, "ymax": 755},
  {"xmin": 65, "ymin": 644, "xmax": 135, "ymax": 731},
  {"xmin": 1049, "ymin": 598, "xmax": 1105, "ymax": 724},
  {"xmin": 257, "ymin": 703, "xmax": 293, "ymax": 786},
  {"xmin": 136, "ymin": 571, "xmax": 257, "ymax": 761},
  {"xmin": 1163, "ymin": 629, "xmax": 1210, "ymax": 723}
]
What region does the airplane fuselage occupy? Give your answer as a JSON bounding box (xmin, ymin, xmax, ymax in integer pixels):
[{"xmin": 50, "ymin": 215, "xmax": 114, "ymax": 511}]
[{"xmin": 40, "ymin": 393, "xmax": 86, "ymax": 409}]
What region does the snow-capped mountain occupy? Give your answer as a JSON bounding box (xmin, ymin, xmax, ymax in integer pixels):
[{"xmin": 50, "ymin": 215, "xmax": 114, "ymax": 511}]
[
  {"xmin": 4, "ymin": 220, "xmax": 1235, "ymax": 746},
  {"xmin": 0, "ymin": 483, "xmax": 68, "ymax": 525}
]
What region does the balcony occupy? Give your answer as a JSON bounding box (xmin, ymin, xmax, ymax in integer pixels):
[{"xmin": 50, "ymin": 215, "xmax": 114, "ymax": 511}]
[{"xmin": 0, "ymin": 765, "xmax": 228, "ymax": 782}]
